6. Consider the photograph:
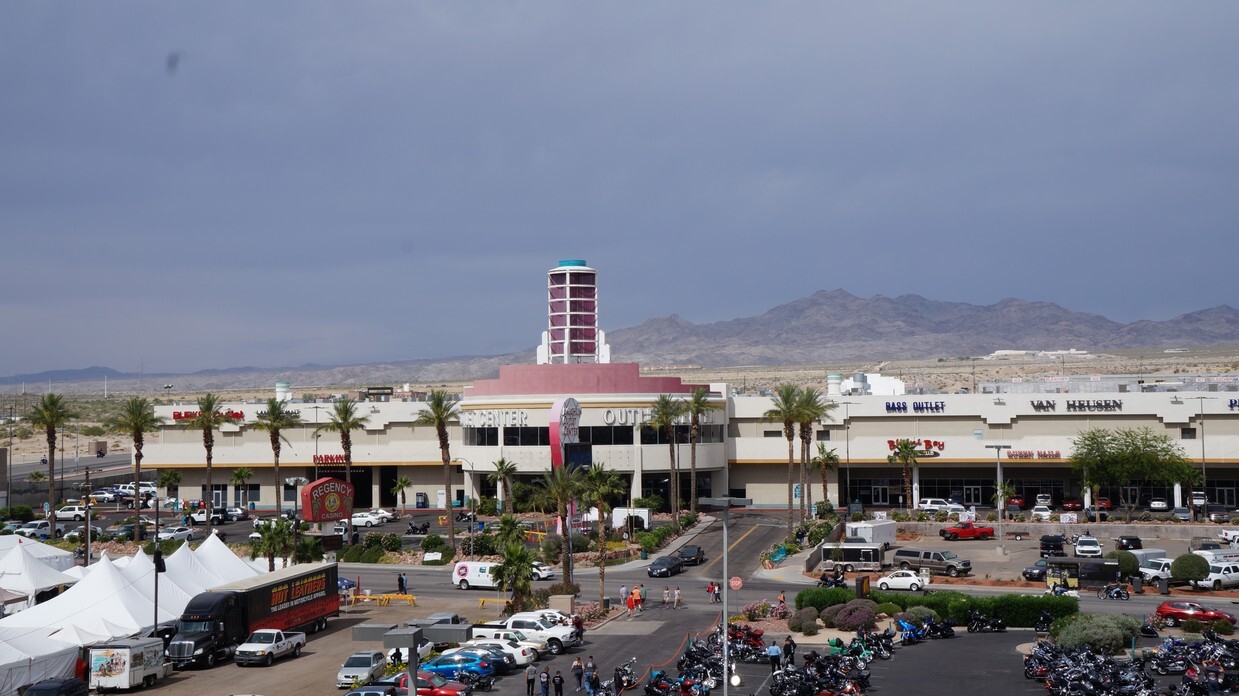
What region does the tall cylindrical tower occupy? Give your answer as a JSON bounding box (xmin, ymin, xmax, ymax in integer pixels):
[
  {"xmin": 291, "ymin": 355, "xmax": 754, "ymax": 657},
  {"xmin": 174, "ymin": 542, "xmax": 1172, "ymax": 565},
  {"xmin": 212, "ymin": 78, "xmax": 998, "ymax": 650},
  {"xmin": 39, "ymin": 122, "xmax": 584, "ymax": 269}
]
[{"xmin": 547, "ymin": 259, "xmax": 598, "ymax": 363}]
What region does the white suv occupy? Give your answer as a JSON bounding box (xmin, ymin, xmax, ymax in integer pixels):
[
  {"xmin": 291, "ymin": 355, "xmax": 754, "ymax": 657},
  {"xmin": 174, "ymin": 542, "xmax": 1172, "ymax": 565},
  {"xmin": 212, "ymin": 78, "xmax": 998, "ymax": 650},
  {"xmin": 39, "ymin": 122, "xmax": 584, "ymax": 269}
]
[
  {"xmin": 1074, "ymin": 536, "xmax": 1103, "ymax": 558},
  {"xmin": 917, "ymin": 498, "xmax": 950, "ymax": 513}
]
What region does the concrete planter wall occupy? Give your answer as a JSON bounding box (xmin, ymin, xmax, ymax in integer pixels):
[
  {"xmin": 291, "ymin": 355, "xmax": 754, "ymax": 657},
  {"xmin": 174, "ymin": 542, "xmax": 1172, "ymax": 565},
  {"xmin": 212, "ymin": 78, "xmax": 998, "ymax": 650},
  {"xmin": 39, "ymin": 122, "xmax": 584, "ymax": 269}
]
[{"xmin": 896, "ymin": 520, "xmax": 1231, "ymax": 542}]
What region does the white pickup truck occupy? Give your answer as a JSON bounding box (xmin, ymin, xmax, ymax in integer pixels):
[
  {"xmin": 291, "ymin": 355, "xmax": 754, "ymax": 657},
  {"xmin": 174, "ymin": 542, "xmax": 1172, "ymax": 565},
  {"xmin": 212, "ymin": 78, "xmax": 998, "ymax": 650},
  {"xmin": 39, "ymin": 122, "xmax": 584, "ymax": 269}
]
[
  {"xmin": 234, "ymin": 629, "xmax": 306, "ymax": 666},
  {"xmin": 187, "ymin": 508, "xmax": 223, "ymax": 525},
  {"xmin": 474, "ymin": 615, "xmax": 579, "ymax": 655},
  {"xmin": 469, "ymin": 628, "xmax": 548, "ymax": 659},
  {"xmin": 1218, "ymin": 529, "xmax": 1239, "ymax": 545}
]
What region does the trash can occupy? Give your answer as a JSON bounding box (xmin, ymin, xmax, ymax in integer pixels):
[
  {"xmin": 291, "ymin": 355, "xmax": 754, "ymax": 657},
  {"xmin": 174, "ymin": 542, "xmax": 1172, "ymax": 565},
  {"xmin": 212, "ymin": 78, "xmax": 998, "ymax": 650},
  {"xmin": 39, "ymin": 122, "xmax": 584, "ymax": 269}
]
[
  {"xmin": 248, "ymin": 502, "xmax": 256, "ymax": 511},
  {"xmin": 1160, "ymin": 577, "xmax": 1171, "ymax": 595},
  {"xmin": 603, "ymin": 598, "xmax": 611, "ymax": 611},
  {"xmin": 640, "ymin": 551, "xmax": 649, "ymax": 560},
  {"xmin": 855, "ymin": 576, "xmax": 870, "ymax": 598},
  {"xmin": 1132, "ymin": 576, "xmax": 1143, "ymax": 594}
]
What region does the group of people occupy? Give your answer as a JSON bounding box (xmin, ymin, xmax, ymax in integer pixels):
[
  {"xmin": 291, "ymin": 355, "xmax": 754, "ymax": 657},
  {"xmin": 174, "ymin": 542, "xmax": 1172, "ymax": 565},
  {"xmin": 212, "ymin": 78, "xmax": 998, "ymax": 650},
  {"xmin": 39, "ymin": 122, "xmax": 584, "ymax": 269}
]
[
  {"xmin": 528, "ymin": 656, "xmax": 603, "ymax": 696},
  {"xmin": 703, "ymin": 581, "xmax": 722, "ymax": 603},
  {"xmin": 619, "ymin": 584, "xmax": 645, "ymax": 616},
  {"xmin": 765, "ymin": 635, "xmax": 799, "ymax": 674}
]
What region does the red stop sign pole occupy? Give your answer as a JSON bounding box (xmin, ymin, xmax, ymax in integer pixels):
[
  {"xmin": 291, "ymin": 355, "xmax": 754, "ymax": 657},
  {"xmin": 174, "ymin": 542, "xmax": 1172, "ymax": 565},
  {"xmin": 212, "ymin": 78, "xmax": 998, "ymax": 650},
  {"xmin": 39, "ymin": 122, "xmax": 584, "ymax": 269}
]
[{"xmin": 729, "ymin": 577, "xmax": 742, "ymax": 591}]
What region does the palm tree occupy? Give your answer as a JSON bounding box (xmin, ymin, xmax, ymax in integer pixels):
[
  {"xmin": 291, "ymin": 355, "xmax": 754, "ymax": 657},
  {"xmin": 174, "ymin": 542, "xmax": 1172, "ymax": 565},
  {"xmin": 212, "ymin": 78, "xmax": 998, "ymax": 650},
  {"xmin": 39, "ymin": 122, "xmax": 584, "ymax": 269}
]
[
  {"xmin": 888, "ymin": 439, "xmax": 922, "ymax": 512},
  {"xmin": 249, "ymin": 517, "xmax": 297, "ymax": 571},
  {"xmin": 795, "ymin": 388, "xmax": 834, "ymax": 522},
  {"xmin": 103, "ymin": 397, "xmax": 165, "ymax": 533},
  {"xmin": 487, "ymin": 458, "xmax": 518, "ymax": 514},
  {"xmin": 314, "ymin": 397, "xmax": 368, "ymax": 537},
  {"xmin": 809, "ymin": 445, "xmax": 840, "ymax": 513},
  {"xmin": 534, "ymin": 465, "xmax": 586, "ymax": 583},
  {"xmin": 993, "ymin": 480, "xmax": 1017, "ymax": 522},
  {"xmin": 493, "ymin": 540, "xmax": 537, "ymax": 614},
  {"xmin": 28, "ymin": 394, "xmax": 77, "ymax": 529},
  {"xmin": 583, "ymin": 465, "xmax": 624, "ymax": 607},
  {"xmin": 157, "ymin": 469, "xmax": 182, "ymax": 500},
  {"xmin": 494, "ymin": 514, "xmax": 524, "ymax": 548},
  {"xmin": 413, "ymin": 390, "xmax": 460, "ymax": 549},
  {"xmin": 27, "ymin": 470, "xmax": 47, "ymax": 484},
  {"xmin": 250, "ymin": 398, "xmax": 301, "ymax": 516},
  {"xmin": 763, "ymin": 383, "xmax": 801, "ymax": 539},
  {"xmin": 645, "ymin": 395, "xmax": 687, "ymax": 530},
  {"xmin": 685, "ymin": 387, "xmax": 720, "ymax": 516},
  {"xmin": 183, "ymin": 393, "xmax": 239, "ymax": 537},
  {"xmin": 230, "ymin": 468, "xmax": 255, "ymax": 509},
  {"xmin": 391, "ymin": 476, "xmax": 413, "ymax": 515},
  {"xmin": 292, "ymin": 535, "xmax": 325, "ymax": 564}
]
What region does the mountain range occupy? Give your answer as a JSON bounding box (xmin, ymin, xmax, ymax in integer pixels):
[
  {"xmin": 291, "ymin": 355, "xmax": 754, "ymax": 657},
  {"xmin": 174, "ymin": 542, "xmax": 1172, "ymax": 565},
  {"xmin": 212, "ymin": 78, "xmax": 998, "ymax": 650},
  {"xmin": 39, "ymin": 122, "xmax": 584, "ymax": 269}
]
[{"xmin": 5, "ymin": 290, "xmax": 1238, "ymax": 391}]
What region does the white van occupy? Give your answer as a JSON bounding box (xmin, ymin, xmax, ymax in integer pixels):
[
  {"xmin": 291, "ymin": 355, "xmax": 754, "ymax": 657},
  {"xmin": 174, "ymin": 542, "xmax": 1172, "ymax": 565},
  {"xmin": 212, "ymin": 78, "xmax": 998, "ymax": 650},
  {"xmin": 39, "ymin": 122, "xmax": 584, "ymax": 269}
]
[{"xmin": 452, "ymin": 561, "xmax": 499, "ymax": 590}]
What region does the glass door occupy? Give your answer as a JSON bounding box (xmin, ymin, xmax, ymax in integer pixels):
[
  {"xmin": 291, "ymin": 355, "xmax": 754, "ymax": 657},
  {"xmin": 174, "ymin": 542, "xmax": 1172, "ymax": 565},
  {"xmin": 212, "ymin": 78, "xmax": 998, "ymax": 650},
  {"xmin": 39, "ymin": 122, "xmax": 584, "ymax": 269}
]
[
  {"xmin": 964, "ymin": 486, "xmax": 983, "ymax": 506},
  {"xmin": 871, "ymin": 484, "xmax": 889, "ymax": 506},
  {"xmin": 1217, "ymin": 487, "xmax": 1237, "ymax": 508}
]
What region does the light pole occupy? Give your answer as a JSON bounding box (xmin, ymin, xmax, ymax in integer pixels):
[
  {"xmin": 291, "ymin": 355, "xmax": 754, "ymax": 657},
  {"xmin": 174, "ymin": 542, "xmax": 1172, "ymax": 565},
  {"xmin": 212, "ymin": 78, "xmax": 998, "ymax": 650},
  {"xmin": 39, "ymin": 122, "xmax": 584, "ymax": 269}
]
[
  {"xmin": 985, "ymin": 444, "xmax": 1011, "ymax": 546},
  {"xmin": 700, "ymin": 496, "xmax": 750, "ymax": 696},
  {"xmin": 1186, "ymin": 396, "xmax": 1216, "ymax": 504},
  {"xmin": 832, "ymin": 402, "xmax": 858, "ymax": 509},
  {"xmin": 308, "ymin": 405, "xmax": 326, "ymax": 480},
  {"xmin": 453, "ymin": 458, "xmax": 476, "ymax": 560},
  {"xmin": 286, "ymin": 477, "xmax": 308, "ymax": 559}
]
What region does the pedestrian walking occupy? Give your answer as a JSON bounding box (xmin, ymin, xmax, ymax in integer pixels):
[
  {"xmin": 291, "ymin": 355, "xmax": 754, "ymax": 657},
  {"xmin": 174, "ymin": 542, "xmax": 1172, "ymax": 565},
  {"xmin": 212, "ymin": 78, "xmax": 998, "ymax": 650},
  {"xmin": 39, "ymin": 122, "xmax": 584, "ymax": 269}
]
[
  {"xmin": 392, "ymin": 647, "xmax": 402, "ymax": 666},
  {"xmin": 635, "ymin": 585, "xmax": 644, "ymax": 612},
  {"xmin": 553, "ymin": 671, "xmax": 565, "ymax": 696},
  {"xmin": 705, "ymin": 582, "xmax": 715, "ymax": 602},
  {"xmin": 526, "ymin": 664, "xmax": 538, "ymax": 696},
  {"xmin": 571, "ymin": 658, "xmax": 584, "ymax": 692},
  {"xmin": 397, "ymin": 572, "xmax": 407, "ymax": 594},
  {"xmin": 589, "ymin": 672, "xmax": 601, "ymax": 696},
  {"xmin": 584, "ymin": 657, "xmax": 597, "ymax": 696},
  {"xmin": 620, "ymin": 584, "xmax": 629, "ymax": 606},
  {"xmin": 783, "ymin": 636, "xmax": 797, "ymax": 667},
  {"xmin": 673, "ymin": 586, "xmax": 682, "ymax": 609},
  {"xmin": 540, "ymin": 667, "xmax": 551, "ymax": 696},
  {"xmin": 662, "ymin": 586, "xmax": 670, "ymax": 609},
  {"xmin": 712, "ymin": 583, "xmax": 721, "ymax": 604},
  {"xmin": 626, "ymin": 592, "xmax": 635, "ymax": 618},
  {"xmin": 766, "ymin": 640, "xmax": 782, "ymax": 674},
  {"xmin": 573, "ymin": 614, "xmax": 586, "ymax": 643}
]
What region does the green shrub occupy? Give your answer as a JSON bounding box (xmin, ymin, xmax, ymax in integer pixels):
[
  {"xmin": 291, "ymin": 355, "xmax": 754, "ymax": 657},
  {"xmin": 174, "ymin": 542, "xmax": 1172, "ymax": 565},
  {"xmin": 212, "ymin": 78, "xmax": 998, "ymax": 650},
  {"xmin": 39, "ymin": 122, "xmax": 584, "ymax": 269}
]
[
  {"xmin": 866, "ymin": 589, "xmax": 1078, "ymax": 627},
  {"xmin": 850, "ymin": 512, "xmax": 865, "ymax": 522},
  {"xmin": 1054, "ymin": 614, "xmax": 1140, "ymax": 653},
  {"xmin": 679, "ymin": 513, "xmax": 698, "ymax": 529},
  {"xmin": 568, "ymin": 531, "xmax": 592, "ymax": 552},
  {"xmin": 636, "ymin": 532, "xmax": 658, "ymax": 554},
  {"xmin": 789, "ymin": 607, "xmax": 818, "ymax": 633},
  {"xmin": 907, "ymin": 606, "xmax": 939, "ymax": 624},
  {"xmin": 815, "ymin": 501, "xmax": 834, "ymax": 518},
  {"xmin": 1172, "ymin": 553, "xmax": 1210, "ymax": 583},
  {"xmin": 985, "ymin": 512, "xmax": 997, "ymax": 522},
  {"xmin": 546, "ymin": 581, "xmax": 581, "ymax": 597},
  {"xmin": 475, "ymin": 497, "xmax": 499, "ymax": 516},
  {"xmin": 876, "ymin": 602, "xmax": 902, "ymax": 618},
  {"xmin": 340, "ymin": 544, "xmax": 366, "ymax": 562},
  {"xmin": 466, "ymin": 532, "xmax": 499, "ymax": 556},
  {"xmin": 540, "ymin": 535, "xmax": 563, "ymax": 563},
  {"xmin": 420, "ymin": 534, "xmax": 449, "ymax": 553},
  {"xmin": 820, "ymin": 605, "xmax": 843, "ymax": 627},
  {"xmin": 633, "ymin": 495, "xmax": 663, "ymax": 511},
  {"xmin": 362, "ymin": 533, "xmax": 385, "ymax": 549},
  {"xmin": 361, "ymin": 546, "xmax": 386, "ymax": 563},
  {"xmin": 915, "ymin": 511, "xmax": 930, "ymax": 522},
  {"xmin": 802, "ymin": 623, "xmax": 819, "ymax": 636},
  {"xmin": 807, "ymin": 523, "xmax": 833, "ymax": 547},
  {"xmin": 834, "ymin": 599, "xmax": 878, "ymax": 631},
  {"xmin": 1183, "ymin": 619, "xmax": 1206, "ymax": 634},
  {"xmin": 0, "ymin": 506, "xmax": 35, "ymax": 522},
  {"xmin": 795, "ymin": 587, "xmax": 854, "ymax": 611},
  {"xmin": 1106, "ymin": 550, "xmax": 1139, "ymax": 578},
  {"xmin": 1211, "ymin": 620, "xmax": 1235, "ymax": 636}
]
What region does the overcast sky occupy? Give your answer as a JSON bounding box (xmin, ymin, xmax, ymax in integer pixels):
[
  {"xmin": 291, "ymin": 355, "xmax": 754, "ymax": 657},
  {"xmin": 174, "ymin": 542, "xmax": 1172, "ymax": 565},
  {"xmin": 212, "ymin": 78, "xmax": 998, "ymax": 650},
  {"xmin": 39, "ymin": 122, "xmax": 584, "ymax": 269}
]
[{"xmin": 2, "ymin": 3, "xmax": 1236, "ymax": 377}]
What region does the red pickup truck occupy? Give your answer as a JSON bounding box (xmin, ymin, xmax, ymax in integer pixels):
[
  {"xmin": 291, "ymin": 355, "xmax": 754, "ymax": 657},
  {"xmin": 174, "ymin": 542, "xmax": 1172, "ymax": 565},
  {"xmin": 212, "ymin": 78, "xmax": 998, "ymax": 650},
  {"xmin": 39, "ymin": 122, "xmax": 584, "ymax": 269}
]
[{"xmin": 939, "ymin": 521, "xmax": 995, "ymax": 541}]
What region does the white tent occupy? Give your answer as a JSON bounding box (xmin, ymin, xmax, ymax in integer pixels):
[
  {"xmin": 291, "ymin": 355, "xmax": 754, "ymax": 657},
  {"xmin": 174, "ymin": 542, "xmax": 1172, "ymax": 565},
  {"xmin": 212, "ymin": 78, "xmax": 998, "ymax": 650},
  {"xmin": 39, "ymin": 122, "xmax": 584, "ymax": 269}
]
[
  {"xmin": 193, "ymin": 533, "xmax": 260, "ymax": 583},
  {"xmin": 0, "ymin": 537, "xmax": 74, "ymax": 572},
  {"xmin": 0, "ymin": 557, "xmax": 156, "ymax": 638},
  {"xmin": 117, "ymin": 551, "xmax": 196, "ymax": 611},
  {"xmin": 0, "ymin": 544, "xmax": 78, "ymax": 613},
  {"xmin": 163, "ymin": 540, "xmax": 224, "ymax": 594},
  {"xmin": 0, "ymin": 627, "xmax": 78, "ymax": 696}
]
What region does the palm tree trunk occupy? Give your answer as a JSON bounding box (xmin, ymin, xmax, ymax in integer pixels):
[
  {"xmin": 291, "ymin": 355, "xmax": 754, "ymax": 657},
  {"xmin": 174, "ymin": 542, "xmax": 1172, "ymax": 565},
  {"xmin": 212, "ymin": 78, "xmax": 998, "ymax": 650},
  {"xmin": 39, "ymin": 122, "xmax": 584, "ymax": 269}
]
[
  {"xmin": 597, "ymin": 516, "xmax": 607, "ymax": 608},
  {"xmin": 272, "ymin": 433, "xmax": 282, "ymax": 517},
  {"xmin": 800, "ymin": 435, "xmax": 809, "ymax": 522},
  {"xmin": 821, "ymin": 467, "xmax": 830, "ymax": 513},
  {"xmin": 667, "ymin": 437, "xmax": 679, "ymax": 530},
  {"xmin": 786, "ymin": 433, "xmax": 795, "ymax": 539},
  {"xmin": 204, "ymin": 437, "xmax": 214, "ymax": 538},
  {"xmin": 560, "ymin": 501, "xmax": 572, "ymax": 584},
  {"xmin": 689, "ymin": 426, "xmax": 699, "ymax": 516},
  {"xmin": 46, "ymin": 431, "xmax": 56, "ymax": 526},
  {"xmin": 903, "ymin": 463, "xmax": 912, "ymax": 513}
]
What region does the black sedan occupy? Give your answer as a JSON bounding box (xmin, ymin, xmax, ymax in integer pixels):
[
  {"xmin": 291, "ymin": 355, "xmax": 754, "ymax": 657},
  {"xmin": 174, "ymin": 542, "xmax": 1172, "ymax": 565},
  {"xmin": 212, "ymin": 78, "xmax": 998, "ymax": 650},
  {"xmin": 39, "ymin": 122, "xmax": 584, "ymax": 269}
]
[
  {"xmin": 1022, "ymin": 558, "xmax": 1050, "ymax": 581},
  {"xmin": 677, "ymin": 545, "xmax": 706, "ymax": 565},
  {"xmin": 647, "ymin": 556, "xmax": 685, "ymax": 578}
]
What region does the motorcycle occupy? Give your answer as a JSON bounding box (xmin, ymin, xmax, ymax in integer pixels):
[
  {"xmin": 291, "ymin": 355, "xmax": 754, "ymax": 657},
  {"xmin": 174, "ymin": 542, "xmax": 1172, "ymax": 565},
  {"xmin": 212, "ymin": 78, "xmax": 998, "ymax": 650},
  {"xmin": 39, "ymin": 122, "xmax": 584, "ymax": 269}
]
[
  {"xmin": 1098, "ymin": 583, "xmax": 1131, "ymax": 600},
  {"xmin": 456, "ymin": 510, "xmax": 477, "ymax": 523},
  {"xmin": 1045, "ymin": 583, "xmax": 1080, "ymax": 598},
  {"xmin": 454, "ymin": 672, "xmax": 494, "ymax": 692},
  {"xmin": 967, "ymin": 610, "xmax": 1006, "ymax": 633},
  {"xmin": 95, "ymin": 450, "xmax": 105, "ymax": 458},
  {"xmin": 897, "ymin": 618, "xmax": 927, "ymax": 646},
  {"xmin": 406, "ymin": 521, "xmax": 430, "ymax": 535},
  {"xmin": 923, "ymin": 616, "xmax": 956, "ymax": 639},
  {"xmin": 817, "ymin": 576, "xmax": 848, "ymax": 589},
  {"xmin": 614, "ymin": 657, "xmax": 640, "ymax": 691},
  {"xmin": 1035, "ymin": 610, "xmax": 1055, "ymax": 633}
]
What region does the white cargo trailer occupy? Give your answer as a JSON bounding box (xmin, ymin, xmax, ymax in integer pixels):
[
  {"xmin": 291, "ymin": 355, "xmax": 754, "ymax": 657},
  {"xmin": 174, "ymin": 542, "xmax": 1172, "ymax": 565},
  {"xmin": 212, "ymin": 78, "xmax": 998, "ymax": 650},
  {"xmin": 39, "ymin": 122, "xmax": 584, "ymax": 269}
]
[
  {"xmin": 845, "ymin": 520, "xmax": 898, "ymax": 549},
  {"xmin": 89, "ymin": 637, "xmax": 172, "ymax": 690}
]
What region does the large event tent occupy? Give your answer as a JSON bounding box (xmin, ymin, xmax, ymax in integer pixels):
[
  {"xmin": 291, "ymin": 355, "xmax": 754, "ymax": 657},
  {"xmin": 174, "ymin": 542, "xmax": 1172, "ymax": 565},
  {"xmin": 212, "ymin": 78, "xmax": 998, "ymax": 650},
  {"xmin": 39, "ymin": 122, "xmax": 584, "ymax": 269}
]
[
  {"xmin": 0, "ymin": 537, "xmax": 74, "ymax": 572},
  {"xmin": 0, "ymin": 544, "xmax": 78, "ymax": 614}
]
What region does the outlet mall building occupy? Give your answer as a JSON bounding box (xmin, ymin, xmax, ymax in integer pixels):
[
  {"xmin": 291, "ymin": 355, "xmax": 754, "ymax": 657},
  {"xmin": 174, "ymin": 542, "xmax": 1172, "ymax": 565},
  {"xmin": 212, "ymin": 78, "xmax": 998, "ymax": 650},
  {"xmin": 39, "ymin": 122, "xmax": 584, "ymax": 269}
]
[{"xmin": 141, "ymin": 369, "xmax": 1238, "ymax": 514}]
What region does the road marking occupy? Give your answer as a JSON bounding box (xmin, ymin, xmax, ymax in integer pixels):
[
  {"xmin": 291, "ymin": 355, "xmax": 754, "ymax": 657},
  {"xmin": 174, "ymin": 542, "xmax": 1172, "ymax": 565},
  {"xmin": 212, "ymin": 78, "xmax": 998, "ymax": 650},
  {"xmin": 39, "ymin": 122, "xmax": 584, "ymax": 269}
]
[{"xmin": 699, "ymin": 526, "xmax": 758, "ymax": 574}]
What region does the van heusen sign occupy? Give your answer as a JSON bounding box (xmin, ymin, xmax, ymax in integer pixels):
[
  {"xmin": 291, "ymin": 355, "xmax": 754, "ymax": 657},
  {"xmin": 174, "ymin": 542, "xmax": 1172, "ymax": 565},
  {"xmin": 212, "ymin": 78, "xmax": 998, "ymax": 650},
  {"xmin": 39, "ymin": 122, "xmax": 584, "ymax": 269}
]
[{"xmin": 1030, "ymin": 400, "xmax": 1124, "ymax": 412}]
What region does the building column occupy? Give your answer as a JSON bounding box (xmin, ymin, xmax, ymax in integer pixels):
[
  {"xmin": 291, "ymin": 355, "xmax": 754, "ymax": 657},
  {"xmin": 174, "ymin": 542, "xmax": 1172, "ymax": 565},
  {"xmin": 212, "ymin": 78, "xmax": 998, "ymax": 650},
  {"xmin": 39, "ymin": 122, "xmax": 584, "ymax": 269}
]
[
  {"xmin": 1173, "ymin": 482, "xmax": 1183, "ymax": 509},
  {"xmin": 911, "ymin": 467, "xmax": 921, "ymax": 509}
]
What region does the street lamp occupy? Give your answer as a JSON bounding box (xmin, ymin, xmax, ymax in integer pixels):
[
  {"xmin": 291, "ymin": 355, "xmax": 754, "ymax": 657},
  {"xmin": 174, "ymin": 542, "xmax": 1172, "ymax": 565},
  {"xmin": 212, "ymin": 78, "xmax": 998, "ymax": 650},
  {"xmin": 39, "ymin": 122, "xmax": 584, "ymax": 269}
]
[
  {"xmin": 700, "ymin": 496, "xmax": 751, "ymax": 696},
  {"xmin": 453, "ymin": 458, "xmax": 476, "ymax": 560},
  {"xmin": 831, "ymin": 402, "xmax": 858, "ymax": 508},
  {"xmin": 985, "ymin": 444, "xmax": 1011, "ymax": 547},
  {"xmin": 1185, "ymin": 397, "xmax": 1216, "ymax": 502}
]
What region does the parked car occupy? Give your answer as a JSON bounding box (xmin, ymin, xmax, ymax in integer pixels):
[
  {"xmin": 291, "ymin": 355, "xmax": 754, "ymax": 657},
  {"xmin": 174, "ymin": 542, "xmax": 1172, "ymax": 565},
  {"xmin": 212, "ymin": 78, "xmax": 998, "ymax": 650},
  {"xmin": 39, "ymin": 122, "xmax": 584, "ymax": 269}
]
[
  {"xmin": 1113, "ymin": 536, "xmax": 1143, "ymax": 551},
  {"xmin": 88, "ymin": 490, "xmax": 117, "ymax": 503},
  {"xmin": 1207, "ymin": 505, "xmax": 1235, "ymax": 524},
  {"xmin": 1039, "ymin": 534, "xmax": 1067, "ymax": 558},
  {"xmin": 337, "ymin": 650, "xmax": 388, "ymax": 689},
  {"xmin": 646, "ymin": 556, "xmax": 685, "ymax": 577},
  {"xmin": 1095, "ymin": 497, "xmax": 1113, "ymax": 510},
  {"xmin": 1149, "ymin": 497, "xmax": 1170, "ymax": 512},
  {"xmin": 224, "ymin": 506, "xmax": 248, "ymax": 522},
  {"xmin": 1085, "ymin": 506, "xmax": 1109, "ymax": 522},
  {"xmin": 57, "ymin": 505, "xmax": 92, "ymax": 521},
  {"xmin": 441, "ymin": 646, "xmax": 513, "ymax": 673},
  {"xmin": 1061, "ymin": 497, "xmax": 1084, "ymax": 511},
  {"xmin": 676, "ymin": 544, "xmax": 706, "ymax": 565},
  {"xmin": 1074, "ymin": 536, "xmax": 1103, "ymax": 558},
  {"xmin": 1023, "ymin": 558, "xmax": 1051, "ymax": 581},
  {"xmin": 944, "ymin": 503, "xmax": 967, "ymax": 517},
  {"xmin": 421, "ymin": 653, "xmax": 495, "ymax": 678},
  {"xmin": 1006, "ymin": 494, "xmax": 1026, "ymax": 510},
  {"xmin": 1030, "ymin": 505, "xmax": 1052, "ymax": 521},
  {"xmin": 1193, "ymin": 564, "xmax": 1239, "ymax": 591},
  {"xmin": 1172, "ymin": 507, "xmax": 1193, "ymax": 522},
  {"xmin": 1035, "ymin": 493, "xmax": 1054, "ymax": 507},
  {"xmin": 369, "ymin": 508, "xmax": 398, "ymax": 522},
  {"xmin": 369, "ymin": 670, "xmax": 469, "ymax": 696},
  {"xmin": 529, "ymin": 562, "xmax": 555, "ymax": 580},
  {"xmin": 916, "ymin": 498, "xmax": 950, "ymax": 513},
  {"xmin": 157, "ymin": 526, "xmax": 194, "ymax": 542},
  {"xmin": 876, "ymin": 570, "xmax": 929, "ymax": 592},
  {"xmin": 351, "ymin": 512, "xmax": 382, "ymax": 528},
  {"xmin": 23, "ymin": 678, "xmax": 89, "ymax": 696},
  {"xmin": 1155, "ymin": 601, "xmax": 1236, "ymax": 626}
]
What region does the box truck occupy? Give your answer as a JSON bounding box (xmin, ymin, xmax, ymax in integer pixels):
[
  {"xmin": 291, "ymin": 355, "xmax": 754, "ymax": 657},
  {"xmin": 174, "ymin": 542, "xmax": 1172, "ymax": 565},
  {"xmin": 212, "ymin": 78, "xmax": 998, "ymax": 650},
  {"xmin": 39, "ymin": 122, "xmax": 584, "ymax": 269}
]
[
  {"xmin": 845, "ymin": 520, "xmax": 898, "ymax": 549},
  {"xmin": 89, "ymin": 637, "xmax": 173, "ymax": 690},
  {"xmin": 166, "ymin": 561, "xmax": 339, "ymax": 669}
]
